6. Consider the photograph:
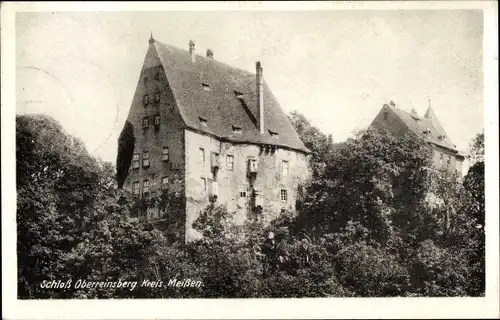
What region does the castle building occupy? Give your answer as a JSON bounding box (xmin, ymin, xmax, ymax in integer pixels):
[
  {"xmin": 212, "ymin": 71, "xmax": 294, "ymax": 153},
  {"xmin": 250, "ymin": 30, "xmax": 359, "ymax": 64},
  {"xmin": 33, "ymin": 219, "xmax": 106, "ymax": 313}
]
[
  {"xmin": 370, "ymin": 101, "xmax": 465, "ymax": 176},
  {"xmin": 117, "ymin": 36, "xmax": 310, "ymax": 242}
]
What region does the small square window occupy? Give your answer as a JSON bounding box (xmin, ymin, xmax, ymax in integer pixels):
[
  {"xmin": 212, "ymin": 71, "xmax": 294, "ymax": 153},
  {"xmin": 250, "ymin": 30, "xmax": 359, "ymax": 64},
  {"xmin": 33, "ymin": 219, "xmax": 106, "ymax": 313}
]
[
  {"xmin": 161, "ymin": 177, "xmax": 169, "ymax": 190},
  {"xmin": 142, "ymin": 151, "xmax": 150, "ymax": 168},
  {"xmin": 226, "ymin": 155, "xmax": 234, "ymax": 171},
  {"xmin": 132, "ymin": 182, "xmax": 140, "ymax": 195},
  {"xmin": 132, "ymin": 153, "xmax": 140, "ymax": 169},
  {"xmin": 154, "ymin": 114, "xmax": 160, "ymax": 126},
  {"xmin": 143, "ymin": 180, "xmax": 149, "ymax": 195},
  {"xmin": 142, "ymin": 117, "xmax": 149, "ymax": 128},
  {"xmin": 162, "ymin": 147, "xmax": 169, "ymax": 162},
  {"xmin": 280, "ymin": 189, "xmax": 288, "ymax": 203},
  {"xmin": 143, "ymin": 94, "xmax": 149, "ymax": 106},
  {"xmin": 201, "ymin": 177, "xmax": 207, "ymax": 191}
]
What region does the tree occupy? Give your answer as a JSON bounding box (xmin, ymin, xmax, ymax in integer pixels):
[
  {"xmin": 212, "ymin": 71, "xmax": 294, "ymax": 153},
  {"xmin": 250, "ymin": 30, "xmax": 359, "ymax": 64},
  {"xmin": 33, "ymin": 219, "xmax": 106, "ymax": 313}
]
[
  {"xmin": 296, "ymin": 128, "xmax": 433, "ymax": 244},
  {"xmin": 288, "ymin": 111, "xmax": 337, "ymax": 178},
  {"xmin": 16, "ymin": 115, "xmax": 157, "ymax": 298}
]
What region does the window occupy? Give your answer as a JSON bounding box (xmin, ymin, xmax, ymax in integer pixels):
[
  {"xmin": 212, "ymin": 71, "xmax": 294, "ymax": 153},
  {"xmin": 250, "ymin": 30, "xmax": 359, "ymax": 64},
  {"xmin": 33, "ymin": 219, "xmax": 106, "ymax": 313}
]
[
  {"xmin": 280, "ymin": 189, "xmax": 288, "ymax": 203},
  {"xmin": 201, "ymin": 177, "xmax": 207, "ymax": 191},
  {"xmin": 211, "ymin": 181, "xmax": 219, "ymax": 197},
  {"xmin": 446, "ymin": 155, "xmax": 451, "ymax": 166},
  {"xmin": 162, "ymin": 147, "xmax": 169, "ymax": 161},
  {"xmin": 234, "ymin": 90, "xmax": 243, "ymax": 99},
  {"xmin": 200, "ymin": 148, "xmax": 205, "ymax": 166},
  {"xmin": 143, "ymin": 94, "xmax": 149, "ymax": 106},
  {"xmin": 211, "ymin": 152, "xmax": 220, "ymax": 168},
  {"xmin": 202, "ymin": 83, "xmax": 211, "ymax": 91},
  {"xmin": 161, "ymin": 177, "xmax": 169, "ymax": 190},
  {"xmin": 383, "ymin": 112, "xmax": 388, "ymax": 121},
  {"xmin": 199, "ymin": 117, "xmax": 207, "ymax": 126},
  {"xmin": 142, "ymin": 151, "xmax": 150, "ymax": 168},
  {"xmin": 239, "ymin": 185, "xmax": 248, "ymax": 198},
  {"xmin": 226, "ymin": 155, "xmax": 234, "ymax": 171},
  {"xmin": 143, "ymin": 180, "xmax": 149, "ymax": 195},
  {"xmin": 154, "ymin": 114, "xmax": 160, "ymax": 126},
  {"xmin": 281, "ymin": 160, "xmax": 289, "ymax": 176},
  {"xmin": 439, "ymin": 153, "xmax": 444, "ymax": 166},
  {"xmin": 132, "ymin": 182, "xmax": 140, "ymax": 195},
  {"xmin": 232, "ymin": 125, "xmax": 242, "ymax": 134},
  {"xmin": 248, "ymin": 158, "xmax": 258, "ymax": 172},
  {"xmin": 155, "ymin": 72, "xmax": 160, "ymax": 81},
  {"xmin": 154, "ymin": 92, "xmax": 161, "ymax": 103},
  {"xmin": 132, "ymin": 153, "xmax": 140, "ymax": 169},
  {"xmin": 142, "ymin": 117, "xmax": 149, "ymax": 128}
]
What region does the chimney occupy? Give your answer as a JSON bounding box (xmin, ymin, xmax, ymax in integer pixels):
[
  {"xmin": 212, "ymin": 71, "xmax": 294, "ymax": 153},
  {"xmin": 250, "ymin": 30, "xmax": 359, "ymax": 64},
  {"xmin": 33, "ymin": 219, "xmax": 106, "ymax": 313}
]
[
  {"xmin": 189, "ymin": 40, "xmax": 196, "ymax": 63},
  {"xmin": 206, "ymin": 49, "xmax": 214, "ymax": 59},
  {"xmin": 256, "ymin": 61, "xmax": 264, "ymax": 134}
]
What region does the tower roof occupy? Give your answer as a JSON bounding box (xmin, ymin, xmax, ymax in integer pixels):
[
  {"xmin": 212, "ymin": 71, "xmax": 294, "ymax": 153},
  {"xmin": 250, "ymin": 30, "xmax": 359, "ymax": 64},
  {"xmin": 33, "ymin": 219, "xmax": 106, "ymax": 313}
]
[{"xmin": 385, "ymin": 104, "xmax": 458, "ymax": 152}]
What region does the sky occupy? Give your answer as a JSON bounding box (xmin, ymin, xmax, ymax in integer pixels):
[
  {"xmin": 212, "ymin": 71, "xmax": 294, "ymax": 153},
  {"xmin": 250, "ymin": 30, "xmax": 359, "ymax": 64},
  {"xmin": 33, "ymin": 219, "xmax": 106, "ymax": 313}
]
[{"xmin": 16, "ymin": 9, "xmax": 484, "ymax": 164}]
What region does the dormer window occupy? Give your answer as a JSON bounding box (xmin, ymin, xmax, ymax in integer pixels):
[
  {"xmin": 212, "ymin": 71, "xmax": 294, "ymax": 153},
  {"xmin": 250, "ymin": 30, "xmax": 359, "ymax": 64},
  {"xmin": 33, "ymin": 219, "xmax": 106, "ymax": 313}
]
[
  {"xmin": 232, "ymin": 125, "xmax": 242, "ymax": 134},
  {"xmin": 199, "ymin": 117, "xmax": 208, "ymax": 126},
  {"xmin": 202, "ymin": 83, "xmax": 211, "ymax": 91},
  {"xmin": 234, "ymin": 90, "xmax": 243, "ymax": 99},
  {"xmin": 269, "ymin": 129, "xmax": 278, "ymax": 136}
]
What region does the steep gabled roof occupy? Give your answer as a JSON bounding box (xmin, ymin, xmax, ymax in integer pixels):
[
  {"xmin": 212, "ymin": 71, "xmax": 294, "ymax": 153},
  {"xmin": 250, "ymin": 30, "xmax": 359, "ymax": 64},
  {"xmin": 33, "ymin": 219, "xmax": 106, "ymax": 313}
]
[
  {"xmin": 152, "ymin": 40, "xmax": 309, "ymax": 153},
  {"xmin": 387, "ymin": 104, "xmax": 458, "ymax": 152}
]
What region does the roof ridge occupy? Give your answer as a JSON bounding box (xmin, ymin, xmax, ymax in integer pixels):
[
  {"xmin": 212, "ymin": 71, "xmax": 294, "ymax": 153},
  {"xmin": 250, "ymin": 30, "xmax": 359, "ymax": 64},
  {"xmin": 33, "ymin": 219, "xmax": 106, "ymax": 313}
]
[{"xmin": 155, "ymin": 40, "xmax": 257, "ymax": 77}]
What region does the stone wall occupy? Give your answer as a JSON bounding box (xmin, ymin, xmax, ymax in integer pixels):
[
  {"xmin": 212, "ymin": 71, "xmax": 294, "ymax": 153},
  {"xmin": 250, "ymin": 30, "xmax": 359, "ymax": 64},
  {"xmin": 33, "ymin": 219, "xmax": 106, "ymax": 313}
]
[
  {"xmin": 121, "ymin": 43, "xmax": 186, "ymax": 240},
  {"xmin": 184, "ymin": 129, "xmax": 310, "ymax": 242}
]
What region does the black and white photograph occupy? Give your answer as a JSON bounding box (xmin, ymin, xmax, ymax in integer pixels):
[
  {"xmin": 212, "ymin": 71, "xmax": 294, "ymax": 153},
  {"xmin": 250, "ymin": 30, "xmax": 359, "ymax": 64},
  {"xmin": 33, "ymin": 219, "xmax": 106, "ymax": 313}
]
[{"xmin": 2, "ymin": 1, "xmax": 499, "ymax": 319}]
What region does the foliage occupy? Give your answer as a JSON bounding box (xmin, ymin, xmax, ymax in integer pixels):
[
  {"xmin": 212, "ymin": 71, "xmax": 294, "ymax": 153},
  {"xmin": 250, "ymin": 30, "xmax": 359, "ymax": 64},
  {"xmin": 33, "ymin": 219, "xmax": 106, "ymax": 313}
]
[
  {"xmin": 17, "ymin": 114, "xmax": 485, "ymax": 298},
  {"xmin": 16, "ymin": 115, "xmax": 154, "ymax": 298},
  {"xmin": 116, "ymin": 121, "xmax": 135, "ymax": 188},
  {"xmin": 288, "ymin": 111, "xmax": 337, "ymax": 178}
]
